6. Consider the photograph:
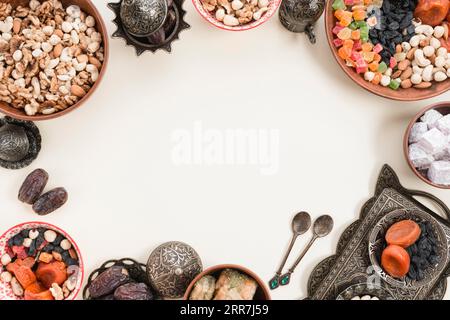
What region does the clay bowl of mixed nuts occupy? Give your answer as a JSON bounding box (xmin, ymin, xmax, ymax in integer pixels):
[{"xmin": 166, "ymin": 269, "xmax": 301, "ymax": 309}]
[
  {"xmin": 325, "ymin": 0, "xmax": 450, "ymax": 101},
  {"xmin": 183, "ymin": 264, "xmax": 271, "ymax": 300},
  {"xmin": 404, "ymin": 102, "xmax": 450, "ymax": 189},
  {"xmin": 0, "ymin": 0, "xmax": 108, "ymax": 120},
  {"xmin": 192, "ymin": 0, "xmax": 281, "ymax": 31},
  {"xmin": 0, "ymin": 221, "xmax": 84, "ymax": 300},
  {"xmin": 368, "ymin": 209, "xmax": 448, "ymax": 289}
]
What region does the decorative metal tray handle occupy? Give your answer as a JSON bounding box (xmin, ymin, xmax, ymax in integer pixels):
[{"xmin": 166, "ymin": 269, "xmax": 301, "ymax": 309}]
[{"xmin": 279, "ymin": 0, "xmax": 325, "ymax": 44}]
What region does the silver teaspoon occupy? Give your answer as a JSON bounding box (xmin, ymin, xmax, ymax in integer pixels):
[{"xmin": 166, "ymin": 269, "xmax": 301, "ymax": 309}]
[
  {"xmin": 269, "ymin": 211, "xmax": 311, "ymax": 290},
  {"xmin": 279, "ymin": 215, "xmax": 334, "ymax": 287}
]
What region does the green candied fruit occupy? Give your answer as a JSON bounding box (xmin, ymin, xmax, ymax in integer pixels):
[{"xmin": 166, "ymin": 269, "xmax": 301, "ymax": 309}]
[
  {"xmin": 356, "ymin": 21, "xmax": 367, "ymax": 28},
  {"xmin": 389, "ymin": 80, "xmax": 400, "ymax": 90},
  {"xmin": 332, "ymin": 0, "xmax": 346, "ymax": 10},
  {"xmin": 378, "ymin": 61, "xmax": 388, "ymax": 73},
  {"xmin": 348, "ymin": 21, "xmax": 358, "ymax": 30}
]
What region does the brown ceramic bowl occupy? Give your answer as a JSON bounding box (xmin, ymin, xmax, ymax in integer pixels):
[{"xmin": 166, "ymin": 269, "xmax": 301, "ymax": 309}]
[
  {"xmin": 324, "ymin": 1, "xmax": 450, "ymax": 101},
  {"xmin": 183, "ymin": 264, "xmax": 271, "ymax": 300},
  {"xmin": 0, "ymin": 0, "xmax": 109, "ymax": 121},
  {"xmin": 404, "ymin": 101, "xmax": 450, "ymax": 189}
]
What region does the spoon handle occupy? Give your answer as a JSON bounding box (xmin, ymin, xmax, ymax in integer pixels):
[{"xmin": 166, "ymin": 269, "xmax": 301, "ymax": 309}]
[
  {"xmin": 276, "ymin": 234, "xmax": 298, "ymax": 275},
  {"xmin": 287, "ymin": 235, "xmax": 317, "ymax": 274}
]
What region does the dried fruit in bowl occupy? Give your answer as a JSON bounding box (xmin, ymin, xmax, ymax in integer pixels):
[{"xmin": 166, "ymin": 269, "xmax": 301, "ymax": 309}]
[
  {"xmin": 15, "ymin": 266, "xmax": 37, "ymax": 288},
  {"xmin": 381, "ymin": 245, "xmax": 411, "ymax": 278},
  {"xmin": 415, "ymin": 0, "xmax": 450, "ymax": 26},
  {"xmin": 386, "ymin": 220, "xmax": 421, "ymax": 248},
  {"xmin": 24, "ymin": 282, "xmax": 54, "ymax": 300},
  {"xmin": 36, "ymin": 261, "xmax": 67, "ymax": 288}
]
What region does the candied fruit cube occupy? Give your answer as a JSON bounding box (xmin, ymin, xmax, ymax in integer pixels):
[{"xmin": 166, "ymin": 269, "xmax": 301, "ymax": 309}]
[
  {"xmin": 369, "ymin": 61, "xmax": 379, "ymax": 72},
  {"xmin": 337, "ymin": 27, "xmax": 352, "ymax": 40},
  {"xmin": 373, "ymin": 43, "xmax": 383, "ymax": 54},
  {"xmin": 372, "ymin": 72, "xmax": 382, "ymax": 85},
  {"xmin": 389, "ymin": 79, "xmax": 400, "ymax": 90},
  {"xmin": 333, "ymin": 38, "xmax": 344, "ymax": 47},
  {"xmin": 332, "ymin": 0, "xmax": 346, "ymax": 10},
  {"xmin": 361, "ymin": 42, "xmax": 373, "ymax": 52},
  {"xmin": 373, "ymin": 53, "xmax": 381, "ymax": 62},
  {"xmin": 353, "ymin": 10, "xmax": 366, "ymax": 21},
  {"xmin": 344, "ymin": 0, "xmax": 354, "ymax": 4},
  {"xmin": 332, "ymin": 24, "xmax": 345, "ymax": 35},
  {"xmin": 351, "ymin": 51, "xmax": 362, "ymax": 61},
  {"xmin": 390, "ymin": 57, "xmax": 397, "ymax": 68},
  {"xmin": 353, "ymin": 40, "xmax": 362, "ymax": 51},
  {"xmin": 343, "ymin": 39, "xmax": 354, "ymax": 48},
  {"xmin": 378, "ymin": 61, "xmax": 388, "ymax": 73},
  {"xmin": 363, "ymin": 51, "xmax": 375, "ymax": 62},
  {"xmin": 348, "ymin": 21, "xmax": 358, "ymax": 30},
  {"xmin": 351, "ymin": 29, "xmax": 360, "ymax": 40},
  {"xmin": 338, "ymin": 46, "xmax": 352, "ymax": 59},
  {"xmin": 356, "ymin": 58, "xmax": 368, "ymax": 73}
]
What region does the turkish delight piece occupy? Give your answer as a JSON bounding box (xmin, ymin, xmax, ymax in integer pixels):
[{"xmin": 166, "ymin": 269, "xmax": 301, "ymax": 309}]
[
  {"xmin": 189, "ymin": 275, "xmax": 216, "ymax": 300},
  {"xmin": 428, "ymin": 161, "xmax": 450, "ymax": 185},
  {"xmin": 409, "ymin": 122, "xmax": 428, "ymax": 143},
  {"xmin": 437, "ymin": 114, "xmax": 450, "ymax": 135},
  {"xmin": 417, "ymin": 128, "xmax": 447, "ymax": 155},
  {"xmin": 409, "ymin": 143, "xmax": 434, "ymax": 168},
  {"xmin": 420, "ymin": 109, "xmax": 443, "ymax": 129},
  {"xmin": 213, "ymin": 269, "xmax": 257, "ymax": 301}
]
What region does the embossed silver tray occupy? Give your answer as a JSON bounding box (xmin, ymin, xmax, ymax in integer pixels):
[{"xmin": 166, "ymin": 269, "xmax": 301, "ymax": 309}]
[{"xmin": 306, "ymin": 164, "xmax": 450, "ymax": 300}]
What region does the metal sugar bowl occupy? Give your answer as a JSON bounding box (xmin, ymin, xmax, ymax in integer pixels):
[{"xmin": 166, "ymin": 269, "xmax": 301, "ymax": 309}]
[
  {"xmin": 0, "ymin": 117, "xmax": 41, "ymax": 170},
  {"xmin": 108, "ymin": 0, "xmax": 190, "ymax": 55},
  {"xmin": 279, "ymin": 0, "xmax": 325, "ymax": 44}
]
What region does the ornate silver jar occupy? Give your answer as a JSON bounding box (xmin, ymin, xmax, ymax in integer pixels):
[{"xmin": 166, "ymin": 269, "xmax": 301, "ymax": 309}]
[
  {"xmin": 279, "ymin": 0, "xmax": 325, "ymax": 44},
  {"xmin": 120, "ymin": 0, "xmax": 168, "ymax": 37},
  {"xmin": 0, "ymin": 117, "xmax": 41, "ymax": 170},
  {"xmin": 146, "ymin": 241, "xmax": 202, "ymax": 298}
]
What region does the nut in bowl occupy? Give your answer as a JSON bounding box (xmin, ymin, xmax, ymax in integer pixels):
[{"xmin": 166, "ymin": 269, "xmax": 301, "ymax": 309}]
[
  {"xmin": 0, "ymin": 222, "xmax": 83, "ymax": 300},
  {"xmin": 184, "ymin": 264, "xmax": 270, "ymax": 300},
  {"xmin": 404, "ymin": 102, "xmax": 450, "ymax": 188},
  {"xmin": 325, "ymin": 0, "xmax": 450, "ymax": 100},
  {"xmin": 368, "ymin": 209, "xmax": 448, "ymax": 289},
  {"xmin": 0, "ymin": 0, "xmax": 109, "ymax": 121},
  {"xmin": 192, "ymin": 0, "xmax": 281, "ymax": 31}
]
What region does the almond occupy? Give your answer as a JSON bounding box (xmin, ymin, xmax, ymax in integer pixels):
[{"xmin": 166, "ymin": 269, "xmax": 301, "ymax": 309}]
[
  {"xmin": 392, "ymin": 70, "xmax": 402, "ymax": 79},
  {"xmin": 71, "ymin": 84, "xmax": 86, "ymax": 97},
  {"xmin": 88, "ymin": 56, "xmax": 101, "ymax": 69},
  {"xmin": 77, "ymin": 54, "xmax": 88, "ymax": 63},
  {"xmin": 400, "ymin": 67, "xmax": 412, "ymax": 81},
  {"xmin": 401, "ymin": 79, "xmax": 412, "ymax": 89},
  {"xmin": 414, "ymin": 81, "xmax": 432, "ymax": 89},
  {"xmin": 53, "ymin": 29, "xmax": 64, "ymax": 38},
  {"xmin": 397, "ymin": 60, "xmax": 410, "ymax": 71},
  {"xmin": 407, "ymin": 48, "xmax": 417, "ymax": 60},
  {"xmin": 53, "ymin": 43, "xmax": 63, "ymax": 57},
  {"xmin": 13, "ymin": 19, "xmax": 21, "ymax": 34}
]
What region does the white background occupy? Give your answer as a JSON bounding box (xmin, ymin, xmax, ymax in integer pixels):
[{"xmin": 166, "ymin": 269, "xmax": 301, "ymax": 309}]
[{"xmin": 1, "ymin": 0, "xmax": 450, "ymax": 300}]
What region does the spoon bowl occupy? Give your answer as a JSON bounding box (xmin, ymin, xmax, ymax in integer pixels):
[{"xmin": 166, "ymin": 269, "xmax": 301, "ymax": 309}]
[
  {"xmin": 292, "ymin": 211, "xmax": 312, "ymax": 235},
  {"xmin": 313, "ymin": 215, "xmax": 334, "ymax": 238}
]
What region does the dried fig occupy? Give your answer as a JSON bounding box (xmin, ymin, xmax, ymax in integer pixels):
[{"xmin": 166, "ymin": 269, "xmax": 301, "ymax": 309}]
[
  {"xmin": 88, "ymin": 266, "xmax": 130, "ymax": 298},
  {"xmin": 114, "ymin": 283, "xmax": 153, "ymax": 300}
]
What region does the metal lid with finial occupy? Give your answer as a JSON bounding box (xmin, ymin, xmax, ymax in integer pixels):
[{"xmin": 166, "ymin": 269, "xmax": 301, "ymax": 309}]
[
  {"xmin": 146, "ymin": 241, "xmax": 202, "ymax": 299},
  {"xmin": 120, "ymin": 0, "xmax": 169, "ymax": 37}
]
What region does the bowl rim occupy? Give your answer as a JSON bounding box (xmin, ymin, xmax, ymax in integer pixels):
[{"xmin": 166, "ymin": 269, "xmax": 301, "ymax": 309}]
[
  {"xmin": 324, "ymin": 1, "xmax": 450, "ymax": 101},
  {"xmin": 403, "ymin": 101, "xmax": 450, "ymax": 189},
  {"xmin": 0, "ymin": 0, "xmax": 109, "ymax": 121},
  {"xmin": 183, "ymin": 264, "xmax": 271, "ymax": 300},
  {"xmin": 336, "ymin": 282, "xmax": 395, "ymax": 300},
  {"xmin": 0, "ymin": 221, "xmax": 84, "ymax": 300},
  {"xmin": 191, "ymin": 0, "xmax": 282, "ymax": 32},
  {"xmin": 368, "ymin": 209, "xmax": 448, "ymax": 289}
]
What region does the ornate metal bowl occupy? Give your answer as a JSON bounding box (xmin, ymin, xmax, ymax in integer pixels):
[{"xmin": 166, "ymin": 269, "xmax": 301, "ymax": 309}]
[
  {"xmin": 146, "ymin": 241, "xmax": 202, "ymax": 299},
  {"xmin": 336, "ymin": 283, "xmax": 395, "ymax": 300},
  {"xmin": 368, "ymin": 209, "xmax": 448, "ymax": 289},
  {"xmin": 120, "ymin": 0, "xmax": 168, "ymax": 37},
  {"xmin": 0, "ymin": 117, "xmax": 41, "ymax": 170}
]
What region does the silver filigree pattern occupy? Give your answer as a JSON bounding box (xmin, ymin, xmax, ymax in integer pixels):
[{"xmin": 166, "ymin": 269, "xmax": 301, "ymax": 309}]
[
  {"xmin": 146, "ymin": 241, "xmax": 202, "ymax": 298},
  {"xmin": 120, "ymin": 0, "xmax": 168, "ymax": 37}
]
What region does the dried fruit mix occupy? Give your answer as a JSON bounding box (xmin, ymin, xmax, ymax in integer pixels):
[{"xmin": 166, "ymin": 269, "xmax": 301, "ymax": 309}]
[{"xmin": 0, "ymin": 227, "xmax": 80, "ymax": 300}]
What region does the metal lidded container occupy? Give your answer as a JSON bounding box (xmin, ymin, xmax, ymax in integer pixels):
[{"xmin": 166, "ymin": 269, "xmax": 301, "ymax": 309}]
[
  {"xmin": 146, "ymin": 241, "xmax": 202, "ymax": 299},
  {"xmin": 120, "ymin": 0, "xmax": 169, "ymax": 37}
]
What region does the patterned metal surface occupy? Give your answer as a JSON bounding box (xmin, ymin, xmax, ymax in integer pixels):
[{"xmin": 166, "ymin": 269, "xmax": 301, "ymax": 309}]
[
  {"xmin": 120, "ymin": 0, "xmax": 168, "ymax": 37},
  {"xmin": 108, "ymin": 0, "xmax": 190, "ymax": 55},
  {"xmin": 146, "ymin": 241, "xmax": 202, "ymax": 299},
  {"xmin": 0, "ymin": 117, "xmax": 41, "ymax": 170},
  {"xmin": 306, "ymin": 164, "xmax": 450, "ymax": 300},
  {"xmin": 279, "ymin": 0, "xmax": 325, "ymax": 43}
]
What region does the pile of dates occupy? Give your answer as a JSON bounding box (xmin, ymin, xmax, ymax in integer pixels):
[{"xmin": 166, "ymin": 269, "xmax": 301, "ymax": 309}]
[
  {"xmin": 18, "ymin": 169, "xmax": 68, "ymax": 216},
  {"xmin": 87, "ymin": 266, "xmax": 154, "ymax": 300},
  {"xmin": 0, "ymin": 227, "xmax": 80, "ymax": 300},
  {"xmin": 147, "ymin": 0, "xmax": 177, "ymax": 45}
]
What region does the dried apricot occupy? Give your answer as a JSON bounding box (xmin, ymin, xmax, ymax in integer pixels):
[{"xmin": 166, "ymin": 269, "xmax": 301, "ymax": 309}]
[
  {"xmin": 25, "ymin": 285, "xmax": 54, "ymax": 300},
  {"xmin": 386, "ymin": 220, "xmax": 421, "ymax": 248},
  {"xmin": 415, "ymin": 0, "xmax": 449, "ymax": 26},
  {"xmin": 381, "ymin": 245, "xmax": 410, "ymax": 278},
  {"xmin": 36, "ymin": 261, "xmax": 67, "ymax": 288},
  {"xmin": 15, "ymin": 266, "xmax": 37, "ymax": 288}
]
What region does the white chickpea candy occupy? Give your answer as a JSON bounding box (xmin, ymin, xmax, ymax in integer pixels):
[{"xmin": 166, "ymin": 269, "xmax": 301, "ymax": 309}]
[
  {"xmin": 0, "ymin": 0, "xmax": 104, "ymax": 116},
  {"xmin": 200, "ymin": 0, "xmax": 271, "ymax": 26}
]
